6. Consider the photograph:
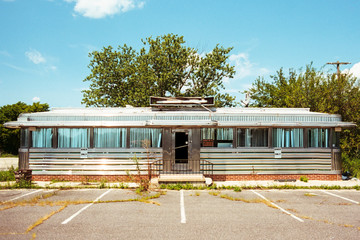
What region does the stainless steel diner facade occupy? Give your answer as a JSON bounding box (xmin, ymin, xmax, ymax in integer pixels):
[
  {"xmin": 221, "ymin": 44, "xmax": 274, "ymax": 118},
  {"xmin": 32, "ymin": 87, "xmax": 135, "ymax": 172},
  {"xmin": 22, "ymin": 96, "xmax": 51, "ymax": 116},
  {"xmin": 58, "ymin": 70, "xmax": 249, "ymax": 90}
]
[{"xmin": 4, "ymin": 105, "xmax": 355, "ymax": 181}]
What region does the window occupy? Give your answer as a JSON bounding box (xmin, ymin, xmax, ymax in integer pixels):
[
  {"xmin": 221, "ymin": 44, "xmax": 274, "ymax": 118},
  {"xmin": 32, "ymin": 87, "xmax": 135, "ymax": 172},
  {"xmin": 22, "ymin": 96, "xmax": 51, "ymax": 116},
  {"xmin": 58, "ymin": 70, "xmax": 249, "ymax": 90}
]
[
  {"xmin": 238, "ymin": 128, "xmax": 268, "ymax": 147},
  {"xmin": 273, "ymin": 128, "xmax": 303, "ymax": 148},
  {"xmin": 58, "ymin": 128, "xmax": 89, "ymax": 148},
  {"xmin": 201, "ymin": 128, "xmax": 233, "ymax": 147},
  {"xmin": 331, "ymin": 129, "xmax": 340, "ymax": 148},
  {"xmin": 308, "ymin": 128, "xmax": 329, "ymax": 148},
  {"xmin": 130, "ymin": 128, "xmax": 162, "ymax": 148},
  {"xmin": 94, "ymin": 128, "xmax": 126, "ymax": 148},
  {"xmin": 20, "ymin": 128, "xmax": 29, "ymax": 148},
  {"xmin": 32, "ymin": 128, "xmax": 52, "ymax": 148}
]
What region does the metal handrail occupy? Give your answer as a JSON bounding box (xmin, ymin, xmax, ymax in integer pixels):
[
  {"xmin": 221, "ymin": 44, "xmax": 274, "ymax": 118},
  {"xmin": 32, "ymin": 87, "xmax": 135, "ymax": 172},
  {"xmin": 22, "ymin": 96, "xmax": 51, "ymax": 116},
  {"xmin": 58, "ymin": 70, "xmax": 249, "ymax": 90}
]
[
  {"xmin": 150, "ymin": 159, "xmax": 213, "ymax": 177},
  {"xmin": 200, "ymin": 159, "xmax": 213, "ymax": 177}
]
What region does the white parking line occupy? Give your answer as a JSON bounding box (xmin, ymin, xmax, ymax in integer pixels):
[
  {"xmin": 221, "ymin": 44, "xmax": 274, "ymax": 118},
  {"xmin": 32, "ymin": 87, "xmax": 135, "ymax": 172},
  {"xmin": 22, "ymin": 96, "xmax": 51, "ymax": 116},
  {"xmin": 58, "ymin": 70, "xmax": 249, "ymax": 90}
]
[
  {"xmin": 180, "ymin": 190, "xmax": 186, "ymax": 223},
  {"xmin": 3, "ymin": 189, "xmax": 43, "ymax": 203},
  {"xmin": 62, "ymin": 189, "xmax": 113, "ymax": 225},
  {"xmin": 251, "ymin": 190, "xmax": 304, "ymax": 222},
  {"xmin": 320, "ymin": 190, "xmax": 359, "ymax": 204}
]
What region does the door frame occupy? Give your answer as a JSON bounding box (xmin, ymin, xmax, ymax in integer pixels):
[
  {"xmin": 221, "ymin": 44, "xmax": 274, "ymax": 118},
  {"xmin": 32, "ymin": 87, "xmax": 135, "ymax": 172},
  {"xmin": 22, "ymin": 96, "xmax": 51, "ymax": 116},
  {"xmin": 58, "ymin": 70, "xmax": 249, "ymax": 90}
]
[{"xmin": 162, "ymin": 128, "xmax": 200, "ymax": 173}]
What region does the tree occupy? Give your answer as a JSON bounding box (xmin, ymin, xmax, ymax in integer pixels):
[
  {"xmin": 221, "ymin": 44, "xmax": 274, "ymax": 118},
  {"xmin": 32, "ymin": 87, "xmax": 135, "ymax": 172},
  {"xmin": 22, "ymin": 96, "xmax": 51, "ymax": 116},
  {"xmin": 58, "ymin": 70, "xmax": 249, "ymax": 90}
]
[
  {"xmin": 0, "ymin": 102, "xmax": 49, "ymax": 155},
  {"xmin": 82, "ymin": 34, "xmax": 236, "ymax": 107},
  {"xmin": 247, "ymin": 63, "xmax": 360, "ymax": 177}
]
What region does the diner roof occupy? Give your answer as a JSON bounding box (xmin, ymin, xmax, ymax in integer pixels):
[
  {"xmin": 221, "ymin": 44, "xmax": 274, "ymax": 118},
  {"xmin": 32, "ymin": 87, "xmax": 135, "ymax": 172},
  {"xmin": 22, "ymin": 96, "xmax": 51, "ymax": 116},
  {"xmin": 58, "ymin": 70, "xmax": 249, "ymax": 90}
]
[{"xmin": 4, "ymin": 107, "xmax": 356, "ymax": 128}]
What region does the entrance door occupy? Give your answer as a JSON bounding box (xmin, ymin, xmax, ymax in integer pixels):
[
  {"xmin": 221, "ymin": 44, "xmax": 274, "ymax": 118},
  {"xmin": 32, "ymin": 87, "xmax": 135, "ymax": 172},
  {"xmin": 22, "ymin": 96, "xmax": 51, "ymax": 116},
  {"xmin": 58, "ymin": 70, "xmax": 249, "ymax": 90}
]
[
  {"xmin": 175, "ymin": 131, "xmax": 188, "ymax": 164},
  {"xmin": 162, "ymin": 128, "xmax": 200, "ymax": 173}
]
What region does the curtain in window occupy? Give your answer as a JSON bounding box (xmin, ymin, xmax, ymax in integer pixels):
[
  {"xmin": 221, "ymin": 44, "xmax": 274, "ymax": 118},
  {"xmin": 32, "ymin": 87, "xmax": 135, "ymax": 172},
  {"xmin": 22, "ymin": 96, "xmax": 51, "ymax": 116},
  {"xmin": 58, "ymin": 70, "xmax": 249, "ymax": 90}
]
[
  {"xmin": 130, "ymin": 128, "xmax": 161, "ymax": 148},
  {"xmin": 20, "ymin": 129, "xmax": 29, "ymax": 148},
  {"xmin": 216, "ymin": 128, "xmax": 233, "ymax": 140},
  {"xmin": 32, "ymin": 128, "xmax": 52, "ymax": 148},
  {"xmin": 201, "ymin": 128, "xmax": 215, "ymax": 140},
  {"xmin": 94, "ymin": 128, "xmax": 126, "ymax": 148},
  {"xmin": 309, "ymin": 128, "xmax": 329, "ymax": 148},
  {"xmin": 58, "ymin": 128, "xmax": 89, "ymax": 148},
  {"xmin": 238, "ymin": 128, "xmax": 268, "ymax": 147},
  {"xmin": 273, "ymin": 128, "xmax": 303, "ymax": 148}
]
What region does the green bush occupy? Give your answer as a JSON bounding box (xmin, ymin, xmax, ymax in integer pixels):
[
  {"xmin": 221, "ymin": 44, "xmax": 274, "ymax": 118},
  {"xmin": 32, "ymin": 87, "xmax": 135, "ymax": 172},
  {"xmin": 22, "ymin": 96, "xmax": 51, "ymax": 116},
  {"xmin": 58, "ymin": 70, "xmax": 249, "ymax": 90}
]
[
  {"xmin": 0, "ymin": 166, "xmax": 16, "ymax": 181},
  {"xmin": 300, "ymin": 176, "xmax": 308, "ymax": 182}
]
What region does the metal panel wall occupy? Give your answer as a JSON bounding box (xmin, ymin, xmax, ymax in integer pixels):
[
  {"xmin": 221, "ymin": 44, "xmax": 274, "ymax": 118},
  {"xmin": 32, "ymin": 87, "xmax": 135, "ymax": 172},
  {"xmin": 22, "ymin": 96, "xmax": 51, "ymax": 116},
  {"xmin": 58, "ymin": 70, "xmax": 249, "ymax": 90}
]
[
  {"xmin": 162, "ymin": 128, "xmax": 172, "ymax": 172},
  {"xmin": 189, "ymin": 128, "xmax": 200, "ymax": 172},
  {"xmin": 28, "ymin": 148, "xmax": 162, "ymax": 175},
  {"xmin": 200, "ymin": 148, "xmax": 337, "ymax": 174}
]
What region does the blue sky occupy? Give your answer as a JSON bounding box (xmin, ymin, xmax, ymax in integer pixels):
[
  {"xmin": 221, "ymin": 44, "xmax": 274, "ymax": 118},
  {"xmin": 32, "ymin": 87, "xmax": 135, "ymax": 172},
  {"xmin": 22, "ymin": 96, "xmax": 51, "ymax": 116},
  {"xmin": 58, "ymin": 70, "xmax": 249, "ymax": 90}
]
[{"xmin": 1, "ymin": 0, "xmax": 359, "ymax": 108}]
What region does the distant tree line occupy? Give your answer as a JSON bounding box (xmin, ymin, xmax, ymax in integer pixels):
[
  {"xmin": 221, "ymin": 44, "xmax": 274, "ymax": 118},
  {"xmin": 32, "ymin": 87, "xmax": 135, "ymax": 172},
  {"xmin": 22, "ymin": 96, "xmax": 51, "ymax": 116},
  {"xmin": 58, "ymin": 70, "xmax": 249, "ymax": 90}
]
[
  {"xmin": 0, "ymin": 102, "xmax": 49, "ymax": 156},
  {"xmin": 247, "ymin": 63, "xmax": 360, "ymax": 177}
]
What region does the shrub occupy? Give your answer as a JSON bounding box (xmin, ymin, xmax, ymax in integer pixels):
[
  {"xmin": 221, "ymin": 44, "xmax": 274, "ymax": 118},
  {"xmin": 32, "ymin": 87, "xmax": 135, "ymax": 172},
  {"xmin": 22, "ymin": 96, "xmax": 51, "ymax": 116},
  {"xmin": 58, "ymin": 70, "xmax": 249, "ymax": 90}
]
[
  {"xmin": 300, "ymin": 176, "xmax": 308, "ymax": 182},
  {"xmin": 0, "ymin": 166, "xmax": 16, "ymax": 181}
]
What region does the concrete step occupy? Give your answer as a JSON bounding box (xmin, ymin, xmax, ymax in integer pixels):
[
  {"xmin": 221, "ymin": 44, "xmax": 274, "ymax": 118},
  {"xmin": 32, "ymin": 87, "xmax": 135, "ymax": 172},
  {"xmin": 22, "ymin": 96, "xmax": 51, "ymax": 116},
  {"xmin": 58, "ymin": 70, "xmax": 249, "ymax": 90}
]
[{"xmin": 158, "ymin": 174, "xmax": 206, "ymax": 184}]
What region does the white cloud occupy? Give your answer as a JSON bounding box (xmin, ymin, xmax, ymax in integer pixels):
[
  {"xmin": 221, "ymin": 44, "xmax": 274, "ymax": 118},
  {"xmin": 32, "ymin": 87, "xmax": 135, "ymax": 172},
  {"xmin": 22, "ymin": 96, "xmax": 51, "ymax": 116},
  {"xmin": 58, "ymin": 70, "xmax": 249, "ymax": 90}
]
[
  {"xmin": 32, "ymin": 97, "xmax": 41, "ymax": 102},
  {"xmin": 65, "ymin": 0, "xmax": 145, "ymax": 19},
  {"xmin": 343, "ymin": 62, "xmax": 360, "ymax": 78},
  {"xmin": 0, "ymin": 50, "xmax": 11, "ymax": 57},
  {"xmin": 25, "ymin": 49, "xmax": 46, "ymax": 64},
  {"xmin": 228, "ymin": 52, "xmax": 270, "ymax": 80}
]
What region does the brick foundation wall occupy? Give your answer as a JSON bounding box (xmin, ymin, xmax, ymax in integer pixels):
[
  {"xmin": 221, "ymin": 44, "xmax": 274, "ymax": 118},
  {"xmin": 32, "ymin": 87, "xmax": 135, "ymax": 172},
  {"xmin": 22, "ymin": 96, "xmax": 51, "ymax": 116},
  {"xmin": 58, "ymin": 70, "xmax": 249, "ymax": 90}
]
[
  {"xmin": 209, "ymin": 174, "xmax": 342, "ymax": 181},
  {"xmin": 32, "ymin": 174, "xmax": 341, "ymax": 182},
  {"xmin": 32, "ymin": 175, "xmax": 151, "ymax": 182}
]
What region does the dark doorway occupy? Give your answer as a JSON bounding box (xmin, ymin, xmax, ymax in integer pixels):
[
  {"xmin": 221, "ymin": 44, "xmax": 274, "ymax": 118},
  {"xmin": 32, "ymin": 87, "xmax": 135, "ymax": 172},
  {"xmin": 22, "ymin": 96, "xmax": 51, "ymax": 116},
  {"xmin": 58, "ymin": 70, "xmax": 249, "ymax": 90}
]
[{"xmin": 175, "ymin": 132, "xmax": 188, "ymax": 164}]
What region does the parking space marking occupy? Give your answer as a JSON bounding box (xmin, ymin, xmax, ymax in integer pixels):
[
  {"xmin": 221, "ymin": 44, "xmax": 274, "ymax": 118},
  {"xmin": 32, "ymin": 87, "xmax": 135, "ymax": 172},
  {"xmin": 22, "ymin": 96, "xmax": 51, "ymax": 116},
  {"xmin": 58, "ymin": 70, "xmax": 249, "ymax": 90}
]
[
  {"xmin": 3, "ymin": 189, "xmax": 43, "ymax": 203},
  {"xmin": 320, "ymin": 190, "xmax": 359, "ymax": 204},
  {"xmin": 180, "ymin": 190, "xmax": 186, "ymax": 223},
  {"xmin": 61, "ymin": 189, "xmax": 113, "ymax": 225},
  {"xmin": 251, "ymin": 190, "xmax": 304, "ymax": 222}
]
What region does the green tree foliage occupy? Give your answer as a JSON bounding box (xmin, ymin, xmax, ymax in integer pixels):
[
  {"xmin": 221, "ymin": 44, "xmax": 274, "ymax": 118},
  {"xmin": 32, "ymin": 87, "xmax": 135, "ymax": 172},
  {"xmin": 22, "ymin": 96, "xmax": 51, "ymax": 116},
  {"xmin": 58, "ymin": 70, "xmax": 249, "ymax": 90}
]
[
  {"xmin": 82, "ymin": 34, "xmax": 236, "ymax": 107},
  {"xmin": 0, "ymin": 102, "xmax": 49, "ymax": 155},
  {"xmin": 247, "ymin": 64, "xmax": 360, "ymax": 177}
]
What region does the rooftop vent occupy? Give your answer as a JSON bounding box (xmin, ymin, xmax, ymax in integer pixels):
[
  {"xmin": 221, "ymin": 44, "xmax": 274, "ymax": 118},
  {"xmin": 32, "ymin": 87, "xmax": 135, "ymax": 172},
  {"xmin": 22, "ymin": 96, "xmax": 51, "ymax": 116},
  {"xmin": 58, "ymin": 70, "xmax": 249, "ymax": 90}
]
[{"xmin": 150, "ymin": 96, "xmax": 214, "ymax": 107}]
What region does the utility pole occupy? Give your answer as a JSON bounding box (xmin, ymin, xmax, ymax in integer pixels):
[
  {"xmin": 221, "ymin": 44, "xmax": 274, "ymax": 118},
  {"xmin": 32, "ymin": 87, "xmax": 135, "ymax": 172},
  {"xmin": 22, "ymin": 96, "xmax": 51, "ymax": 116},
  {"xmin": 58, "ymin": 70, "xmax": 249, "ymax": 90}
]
[{"xmin": 326, "ymin": 61, "xmax": 351, "ymax": 79}]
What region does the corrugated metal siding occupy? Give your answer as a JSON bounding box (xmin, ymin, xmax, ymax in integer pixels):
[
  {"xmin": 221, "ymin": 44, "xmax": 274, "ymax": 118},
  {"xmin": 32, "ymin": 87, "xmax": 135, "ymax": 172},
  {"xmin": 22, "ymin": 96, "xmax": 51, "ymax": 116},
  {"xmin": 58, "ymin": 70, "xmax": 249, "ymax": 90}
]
[
  {"xmin": 27, "ymin": 114, "xmax": 340, "ymax": 123},
  {"xmin": 29, "ymin": 148, "xmax": 162, "ymax": 175},
  {"xmin": 200, "ymin": 148, "xmax": 333, "ymax": 174}
]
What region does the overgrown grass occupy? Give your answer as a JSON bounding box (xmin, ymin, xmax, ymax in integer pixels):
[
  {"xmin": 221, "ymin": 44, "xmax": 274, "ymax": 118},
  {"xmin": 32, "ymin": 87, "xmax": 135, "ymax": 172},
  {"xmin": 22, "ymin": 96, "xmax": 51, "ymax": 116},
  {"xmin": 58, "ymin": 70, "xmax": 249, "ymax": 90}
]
[
  {"xmin": 0, "ymin": 153, "xmax": 18, "ymax": 158},
  {"xmin": 158, "ymin": 183, "xmax": 360, "ymax": 191},
  {"xmin": 0, "ymin": 166, "xmax": 16, "ymax": 181}
]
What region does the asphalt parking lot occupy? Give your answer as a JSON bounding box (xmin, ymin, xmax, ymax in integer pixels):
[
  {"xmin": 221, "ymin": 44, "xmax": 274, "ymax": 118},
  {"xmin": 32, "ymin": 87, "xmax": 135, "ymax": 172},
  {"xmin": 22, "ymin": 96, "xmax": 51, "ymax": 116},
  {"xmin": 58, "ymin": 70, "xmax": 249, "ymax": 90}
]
[{"xmin": 0, "ymin": 188, "xmax": 359, "ymax": 239}]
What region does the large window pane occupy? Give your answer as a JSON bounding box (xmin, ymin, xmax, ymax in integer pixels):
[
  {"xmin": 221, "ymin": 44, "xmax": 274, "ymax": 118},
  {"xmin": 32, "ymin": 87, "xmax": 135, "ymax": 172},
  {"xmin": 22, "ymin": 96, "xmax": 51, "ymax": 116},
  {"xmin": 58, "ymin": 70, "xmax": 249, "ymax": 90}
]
[
  {"xmin": 201, "ymin": 128, "xmax": 233, "ymax": 147},
  {"xmin": 238, "ymin": 128, "xmax": 268, "ymax": 147},
  {"xmin": 20, "ymin": 129, "xmax": 29, "ymax": 148},
  {"xmin": 32, "ymin": 128, "xmax": 52, "ymax": 148},
  {"xmin": 130, "ymin": 128, "xmax": 162, "ymax": 148},
  {"xmin": 273, "ymin": 128, "xmax": 303, "ymax": 148},
  {"xmin": 94, "ymin": 128, "xmax": 126, "ymax": 148},
  {"xmin": 201, "ymin": 128, "xmax": 215, "ymax": 147},
  {"xmin": 58, "ymin": 128, "xmax": 89, "ymax": 148},
  {"xmin": 308, "ymin": 128, "xmax": 329, "ymax": 148},
  {"xmin": 331, "ymin": 129, "xmax": 340, "ymax": 148}
]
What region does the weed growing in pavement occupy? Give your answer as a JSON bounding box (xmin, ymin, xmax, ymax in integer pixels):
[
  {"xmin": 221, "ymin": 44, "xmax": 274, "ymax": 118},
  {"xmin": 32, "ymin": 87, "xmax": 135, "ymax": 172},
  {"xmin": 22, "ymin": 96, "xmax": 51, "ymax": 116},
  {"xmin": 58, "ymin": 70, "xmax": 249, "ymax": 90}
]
[
  {"xmin": 233, "ymin": 186, "xmax": 242, "ymax": 192},
  {"xmin": 50, "ymin": 178, "xmax": 68, "ymax": 183},
  {"xmin": 304, "ymin": 193, "xmax": 317, "ymax": 197},
  {"xmin": 26, "ymin": 205, "xmax": 67, "ymax": 232},
  {"xmin": 99, "ymin": 179, "xmax": 108, "ymax": 189},
  {"xmin": 300, "ymin": 176, "xmax": 308, "ymax": 182}
]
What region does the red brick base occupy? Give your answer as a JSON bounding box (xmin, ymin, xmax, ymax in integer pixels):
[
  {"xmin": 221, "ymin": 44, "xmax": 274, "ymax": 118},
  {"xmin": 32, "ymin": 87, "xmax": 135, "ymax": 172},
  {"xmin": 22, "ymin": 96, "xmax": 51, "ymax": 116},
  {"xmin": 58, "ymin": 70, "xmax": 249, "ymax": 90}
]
[
  {"xmin": 31, "ymin": 175, "xmax": 150, "ymax": 182},
  {"xmin": 32, "ymin": 174, "xmax": 341, "ymax": 182},
  {"xmin": 210, "ymin": 174, "xmax": 341, "ymax": 181}
]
